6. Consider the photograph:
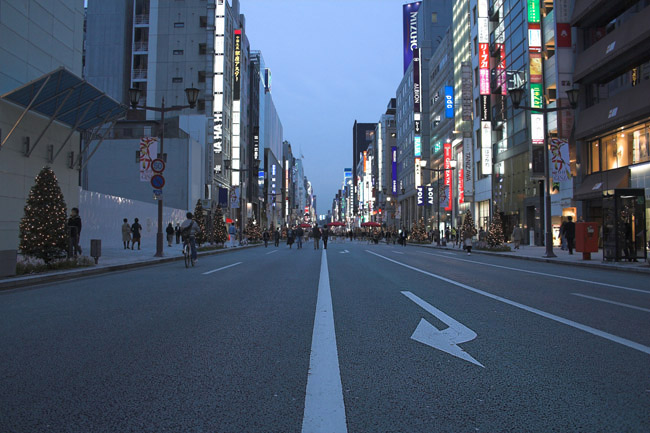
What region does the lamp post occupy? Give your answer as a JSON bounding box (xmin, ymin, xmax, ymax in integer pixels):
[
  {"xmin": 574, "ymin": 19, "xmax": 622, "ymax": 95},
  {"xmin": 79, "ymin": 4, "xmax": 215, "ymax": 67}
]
[
  {"xmin": 420, "ymin": 159, "xmax": 457, "ymax": 245},
  {"xmin": 224, "ymin": 158, "xmax": 260, "ymax": 243},
  {"xmin": 128, "ymin": 86, "xmax": 199, "ymax": 257},
  {"xmin": 509, "ymin": 87, "xmax": 579, "ymax": 258}
]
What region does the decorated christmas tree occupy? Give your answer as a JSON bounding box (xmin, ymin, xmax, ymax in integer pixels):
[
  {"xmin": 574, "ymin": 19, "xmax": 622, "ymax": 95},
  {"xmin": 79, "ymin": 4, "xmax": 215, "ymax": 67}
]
[
  {"xmin": 19, "ymin": 167, "xmax": 69, "ymax": 262},
  {"xmin": 461, "ymin": 210, "xmax": 477, "ymax": 239},
  {"xmin": 245, "ymin": 218, "xmax": 262, "ymax": 241},
  {"xmin": 488, "ymin": 207, "xmax": 505, "ymax": 247},
  {"xmin": 193, "ymin": 199, "xmax": 208, "ymax": 246},
  {"xmin": 409, "ymin": 218, "xmax": 429, "ymax": 242},
  {"xmin": 211, "ymin": 206, "xmax": 228, "ymax": 245}
]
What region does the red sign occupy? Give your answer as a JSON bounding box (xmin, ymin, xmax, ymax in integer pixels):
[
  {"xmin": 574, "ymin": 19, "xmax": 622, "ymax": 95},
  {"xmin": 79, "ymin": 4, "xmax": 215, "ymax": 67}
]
[
  {"xmin": 444, "ymin": 143, "xmax": 452, "ymax": 211},
  {"xmin": 458, "ymin": 168, "xmax": 464, "ymax": 204},
  {"xmin": 479, "ymin": 43, "xmax": 489, "ymax": 69},
  {"xmin": 556, "ymin": 23, "xmax": 572, "ymax": 47}
]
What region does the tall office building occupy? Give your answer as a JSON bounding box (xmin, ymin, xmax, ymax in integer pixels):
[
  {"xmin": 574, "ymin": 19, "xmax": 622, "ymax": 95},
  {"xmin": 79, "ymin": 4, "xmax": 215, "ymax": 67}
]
[{"xmin": 352, "ymin": 120, "xmax": 375, "ymax": 215}]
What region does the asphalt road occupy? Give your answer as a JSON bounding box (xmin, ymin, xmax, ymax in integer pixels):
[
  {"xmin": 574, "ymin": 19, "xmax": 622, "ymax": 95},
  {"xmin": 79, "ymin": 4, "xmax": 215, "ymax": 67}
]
[{"xmin": 1, "ymin": 240, "xmax": 648, "ymax": 432}]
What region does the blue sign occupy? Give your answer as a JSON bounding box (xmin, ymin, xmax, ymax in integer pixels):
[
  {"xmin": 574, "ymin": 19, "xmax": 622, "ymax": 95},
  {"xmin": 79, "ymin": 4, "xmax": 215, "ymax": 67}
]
[
  {"xmin": 403, "ymin": 2, "xmax": 421, "ymax": 73},
  {"xmin": 414, "ymin": 136, "xmax": 421, "ymax": 157},
  {"xmin": 445, "ymin": 85, "xmax": 454, "ymax": 118},
  {"xmin": 391, "ymin": 146, "xmax": 398, "ymax": 195},
  {"xmin": 150, "ymin": 174, "xmax": 165, "ymax": 189}
]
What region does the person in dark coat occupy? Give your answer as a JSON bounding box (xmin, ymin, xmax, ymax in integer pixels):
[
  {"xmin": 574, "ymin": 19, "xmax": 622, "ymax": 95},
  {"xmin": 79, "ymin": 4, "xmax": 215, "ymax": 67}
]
[
  {"xmin": 67, "ymin": 207, "xmax": 82, "ymax": 256},
  {"xmin": 262, "ymin": 229, "xmax": 270, "ymax": 247},
  {"xmin": 296, "ymin": 226, "xmax": 304, "ymax": 249},
  {"xmin": 175, "ymin": 224, "xmax": 181, "ymax": 244},
  {"xmin": 312, "ymin": 224, "xmax": 321, "ymax": 250},
  {"xmin": 562, "ymin": 216, "xmax": 576, "ymax": 254},
  {"xmin": 322, "ymin": 227, "xmax": 329, "ymax": 249},
  {"xmin": 166, "ymin": 223, "xmax": 174, "ymax": 247},
  {"xmin": 287, "ymin": 227, "xmax": 295, "ymax": 248},
  {"xmin": 274, "ymin": 228, "xmax": 281, "ymax": 247},
  {"xmin": 131, "ymin": 218, "xmax": 142, "ymax": 250}
]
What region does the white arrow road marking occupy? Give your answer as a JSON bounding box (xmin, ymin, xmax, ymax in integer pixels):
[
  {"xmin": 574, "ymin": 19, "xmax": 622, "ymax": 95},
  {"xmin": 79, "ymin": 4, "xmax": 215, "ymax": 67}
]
[
  {"xmin": 201, "ymin": 262, "xmax": 241, "ymax": 275},
  {"xmin": 402, "ymin": 291, "xmax": 484, "ymax": 367},
  {"xmin": 340, "ymin": 250, "xmax": 350, "ymax": 254},
  {"xmin": 367, "ymin": 250, "xmax": 650, "ymax": 356},
  {"xmin": 572, "ymin": 293, "xmax": 650, "ymax": 313},
  {"xmin": 302, "ymin": 249, "xmax": 347, "ymax": 433},
  {"xmin": 419, "ymin": 251, "xmax": 650, "ymax": 294}
]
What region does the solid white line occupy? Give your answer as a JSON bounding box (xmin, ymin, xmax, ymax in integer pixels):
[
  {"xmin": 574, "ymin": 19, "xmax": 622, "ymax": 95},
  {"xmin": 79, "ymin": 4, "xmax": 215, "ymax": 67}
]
[
  {"xmin": 572, "ymin": 293, "xmax": 650, "ymax": 313},
  {"xmin": 419, "ymin": 251, "xmax": 650, "ymax": 294},
  {"xmin": 302, "ymin": 249, "xmax": 347, "ymax": 433},
  {"xmin": 367, "ymin": 250, "xmax": 650, "ymax": 356},
  {"xmin": 266, "ymin": 250, "xmax": 279, "ymax": 255},
  {"xmin": 201, "ymin": 262, "xmax": 242, "ymax": 275}
]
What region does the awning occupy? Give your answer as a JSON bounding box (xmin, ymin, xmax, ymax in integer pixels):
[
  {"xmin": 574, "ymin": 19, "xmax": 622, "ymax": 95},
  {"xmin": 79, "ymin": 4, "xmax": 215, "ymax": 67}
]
[
  {"xmin": 574, "ymin": 167, "xmax": 630, "ymax": 200},
  {"xmin": 1, "ymin": 67, "xmax": 126, "ymax": 132}
]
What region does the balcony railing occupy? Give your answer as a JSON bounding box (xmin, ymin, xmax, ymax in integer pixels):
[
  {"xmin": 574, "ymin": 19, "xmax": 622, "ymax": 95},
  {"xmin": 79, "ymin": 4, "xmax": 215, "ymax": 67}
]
[
  {"xmin": 134, "ymin": 41, "xmax": 149, "ymax": 52},
  {"xmin": 135, "ymin": 14, "xmax": 149, "ymax": 25},
  {"xmin": 132, "ymin": 69, "xmax": 148, "ymax": 79}
]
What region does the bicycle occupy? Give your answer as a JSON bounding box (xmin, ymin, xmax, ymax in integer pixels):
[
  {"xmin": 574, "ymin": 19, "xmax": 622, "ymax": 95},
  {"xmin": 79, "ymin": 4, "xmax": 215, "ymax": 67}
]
[{"xmin": 182, "ymin": 236, "xmax": 195, "ymax": 268}]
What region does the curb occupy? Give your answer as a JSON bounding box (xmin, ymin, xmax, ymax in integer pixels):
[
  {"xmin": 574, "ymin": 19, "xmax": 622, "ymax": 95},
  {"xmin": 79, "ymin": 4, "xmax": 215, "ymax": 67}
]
[
  {"xmin": 0, "ymin": 243, "xmax": 263, "ymax": 291},
  {"xmin": 410, "ymin": 243, "xmax": 650, "ymax": 275}
]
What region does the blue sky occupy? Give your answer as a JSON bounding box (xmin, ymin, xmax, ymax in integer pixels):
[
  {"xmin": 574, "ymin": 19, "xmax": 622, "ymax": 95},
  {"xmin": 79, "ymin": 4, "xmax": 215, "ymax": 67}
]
[{"xmin": 241, "ymin": 0, "xmax": 406, "ymax": 213}]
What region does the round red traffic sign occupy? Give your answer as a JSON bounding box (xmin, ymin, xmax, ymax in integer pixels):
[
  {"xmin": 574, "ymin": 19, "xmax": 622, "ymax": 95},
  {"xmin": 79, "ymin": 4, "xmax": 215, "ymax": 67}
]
[
  {"xmin": 151, "ymin": 174, "xmax": 165, "ymax": 189},
  {"xmin": 151, "ymin": 158, "xmax": 165, "ymax": 173}
]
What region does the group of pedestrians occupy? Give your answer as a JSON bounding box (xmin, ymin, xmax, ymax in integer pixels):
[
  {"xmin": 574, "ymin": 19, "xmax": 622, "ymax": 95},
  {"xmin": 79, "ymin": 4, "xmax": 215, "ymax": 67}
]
[
  {"xmin": 261, "ymin": 224, "xmax": 332, "ymax": 250},
  {"xmin": 121, "ymin": 218, "xmax": 143, "ymax": 250}
]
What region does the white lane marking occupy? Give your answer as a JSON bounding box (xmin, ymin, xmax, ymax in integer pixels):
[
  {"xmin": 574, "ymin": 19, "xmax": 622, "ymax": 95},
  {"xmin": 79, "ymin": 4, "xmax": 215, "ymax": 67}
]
[
  {"xmin": 419, "ymin": 251, "xmax": 650, "ymax": 294},
  {"xmin": 302, "ymin": 249, "xmax": 347, "ymax": 433},
  {"xmin": 392, "ymin": 250, "xmax": 405, "ymax": 255},
  {"xmin": 339, "ymin": 250, "xmax": 350, "ymax": 254},
  {"xmin": 402, "ymin": 291, "xmax": 484, "ymax": 367},
  {"xmin": 440, "ymin": 251, "xmax": 456, "ymax": 255},
  {"xmin": 367, "ymin": 250, "xmax": 650, "ymax": 356},
  {"xmin": 201, "ymin": 262, "xmax": 242, "ymax": 275},
  {"xmin": 572, "ymin": 293, "xmax": 650, "ymax": 313},
  {"xmin": 266, "ymin": 250, "xmax": 279, "ymax": 255}
]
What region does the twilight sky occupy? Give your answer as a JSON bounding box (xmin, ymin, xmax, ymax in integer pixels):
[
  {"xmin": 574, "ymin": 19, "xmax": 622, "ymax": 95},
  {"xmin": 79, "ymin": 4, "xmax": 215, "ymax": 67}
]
[{"xmin": 240, "ymin": 0, "xmax": 406, "ymax": 215}]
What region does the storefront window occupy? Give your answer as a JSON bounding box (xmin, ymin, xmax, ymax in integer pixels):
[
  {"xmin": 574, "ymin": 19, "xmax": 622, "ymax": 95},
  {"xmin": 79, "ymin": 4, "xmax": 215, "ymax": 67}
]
[{"xmin": 587, "ymin": 122, "xmax": 650, "ymax": 173}]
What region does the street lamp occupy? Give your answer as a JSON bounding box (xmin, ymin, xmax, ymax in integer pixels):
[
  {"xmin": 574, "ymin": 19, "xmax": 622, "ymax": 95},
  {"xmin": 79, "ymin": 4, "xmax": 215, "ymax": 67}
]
[
  {"xmin": 420, "ymin": 159, "xmax": 457, "ymax": 245},
  {"xmin": 508, "ymin": 87, "xmax": 579, "ymax": 258},
  {"xmin": 128, "ymin": 85, "xmax": 199, "ymax": 257}
]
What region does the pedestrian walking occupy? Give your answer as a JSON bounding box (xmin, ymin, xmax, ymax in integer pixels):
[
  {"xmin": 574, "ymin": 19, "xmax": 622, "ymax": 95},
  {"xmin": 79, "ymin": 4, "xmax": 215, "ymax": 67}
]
[
  {"xmin": 122, "ymin": 218, "xmax": 131, "ymax": 249},
  {"xmin": 322, "ymin": 226, "xmax": 329, "ymax": 249},
  {"xmin": 228, "ymin": 223, "xmax": 237, "ymax": 248},
  {"xmin": 166, "ymin": 223, "xmax": 174, "ymax": 247},
  {"xmin": 175, "ymin": 224, "xmax": 181, "ymax": 244},
  {"xmin": 67, "ymin": 207, "xmax": 82, "ymax": 256},
  {"xmin": 399, "ymin": 229, "xmax": 407, "ymax": 247},
  {"xmin": 296, "ymin": 226, "xmax": 304, "ymax": 249},
  {"xmin": 562, "ymin": 216, "xmax": 576, "ymax": 254},
  {"xmin": 131, "ymin": 218, "xmax": 142, "ymax": 250},
  {"xmin": 274, "ymin": 228, "xmax": 281, "ymax": 247},
  {"xmin": 287, "ymin": 227, "xmax": 295, "ymax": 249},
  {"xmin": 463, "ymin": 230, "xmax": 473, "ymax": 255},
  {"xmin": 263, "ymin": 229, "xmax": 270, "ymax": 247},
  {"xmin": 512, "ymin": 224, "xmax": 523, "ymax": 250},
  {"xmin": 312, "ymin": 224, "xmax": 321, "ymax": 250}
]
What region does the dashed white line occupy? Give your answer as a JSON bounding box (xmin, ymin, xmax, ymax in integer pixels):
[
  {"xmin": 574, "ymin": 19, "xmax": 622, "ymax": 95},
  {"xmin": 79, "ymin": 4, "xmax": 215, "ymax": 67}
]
[
  {"xmin": 392, "ymin": 250, "xmax": 404, "ymax": 255},
  {"xmin": 302, "ymin": 249, "xmax": 347, "ymax": 433},
  {"xmin": 419, "ymin": 251, "xmax": 650, "ymax": 294},
  {"xmin": 572, "ymin": 293, "xmax": 650, "ymax": 313},
  {"xmin": 367, "ymin": 250, "xmax": 650, "ymax": 356},
  {"xmin": 266, "ymin": 250, "xmax": 279, "ymax": 255},
  {"xmin": 201, "ymin": 262, "xmax": 242, "ymax": 275}
]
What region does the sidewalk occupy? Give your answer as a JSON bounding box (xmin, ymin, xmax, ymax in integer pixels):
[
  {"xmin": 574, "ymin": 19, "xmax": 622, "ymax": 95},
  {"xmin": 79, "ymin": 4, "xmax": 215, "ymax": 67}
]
[
  {"xmin": 0, "ymin": 242, "xmax": 261, "ymax": 290},
  {"xmin": 414, "ymin": 241, "xmax": 650, "ymax": 274}
]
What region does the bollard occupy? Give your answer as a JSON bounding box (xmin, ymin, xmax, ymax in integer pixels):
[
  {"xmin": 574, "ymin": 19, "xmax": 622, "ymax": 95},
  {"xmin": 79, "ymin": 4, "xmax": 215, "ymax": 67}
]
[{"xmin": 90, "ymin": 239, "xmax": 101, "ymax": 264}]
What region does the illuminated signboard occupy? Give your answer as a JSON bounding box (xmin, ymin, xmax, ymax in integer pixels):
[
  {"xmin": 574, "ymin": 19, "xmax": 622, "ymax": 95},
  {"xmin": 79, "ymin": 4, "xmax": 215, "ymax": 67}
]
[
  {"xmin": 480, "ymin": 94, "xmax": 491, "ymax": 121},
  {"xmin": 444, "ymin": 86, "xmax": 454, "ymax": 118},
  {"xmin": 414, "ymin": 136, "xmax": 422, "ymax": 157},
  {"xmin": 391, "ymin": 146, "xmax": 398, "ymax": 194},
  {"xmin": 531, "ymin": 113, "xmax": 545, "ymax": 144},
  {"xmin": 233, "ymin": 30, "xmax": 241, "ymax": 101},
  {"xmin": 434, "ymin": 141, "xmax": 442, "ymax": 154},
  {"xmin": 480, "ymin": 69, "xmax": 491, "ymax": 95},
  {"xmin": 443, "ymin": 143, "xmax": 453, "ymax": 211},
  {"xmin": 527, "ymin": 0, "xmax": 541, "ymax": 23},
  {"xmin": 530, "ymin": 83, "xmax": 543, "ymax": 109},
  {"xmin": 402, "ymin": 2, "xmax": 421, "ymax": 72},
  {"xmin": 463, "ymin": 138, "xmax": 473, "ymax": 197},
  {"xmin": 414, "ymin": 157, "xmax": 421, "ymax": 187},
  {"xmin": 478, "ymin": 18, "xmax": 489, "ymax": 43},
  {"xmin": 417, "ymin": 186, "xmax": 424, "ymax": 206},
  {"xmin": 481, "ymin": 121, "xmax": 492, "ymax": 175},
  {"xmin": 413, "ymin": 48, "xmax": 422, "ymax": 113}
]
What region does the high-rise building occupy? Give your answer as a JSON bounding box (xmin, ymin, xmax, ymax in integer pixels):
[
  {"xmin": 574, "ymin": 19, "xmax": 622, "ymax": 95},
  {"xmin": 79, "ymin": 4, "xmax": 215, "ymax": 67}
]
[{"xmin": 352, "ymin": 120, "xmax": 375, "ymax": 216}]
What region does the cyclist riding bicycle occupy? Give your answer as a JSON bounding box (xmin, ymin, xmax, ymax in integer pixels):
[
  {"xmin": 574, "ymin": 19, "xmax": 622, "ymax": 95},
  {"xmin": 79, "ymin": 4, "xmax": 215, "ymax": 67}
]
[{"xmin": 180, "ymin": 212, "xmax": 201, "ymax": 263}]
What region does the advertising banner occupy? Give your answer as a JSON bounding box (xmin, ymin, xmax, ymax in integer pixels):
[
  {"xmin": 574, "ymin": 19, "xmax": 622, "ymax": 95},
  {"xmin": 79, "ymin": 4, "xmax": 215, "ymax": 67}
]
[
  {"xmin": 549, "ymin": 138, "xmax": 571, "ymax": 181},
  {"xmin": 439, "ymin": 182, "xmax": 450, "ymax": 210},
  {"xmin": 531, "ymin": 113, "xmax": 545, "ymax": 144},
  {"xmin": 481, "ymin": 122, "xmax": 492, "ymax": 175},
  {"xmin": 139, "ymin": 137, "xmax": 158, "ymax": 182},
  {"xmin": 402, "ymin": 2, "xmax": 421, "ymax": 72},
  {"xmin": 527, "ymin": 0, "xmax": 541, "ymax": 23},
  {"xmin": 391, "ymin": 146, "xmax": 398, "ymax": 195},
  {"xmin": 218, "ymin": 187, "xmax": 229, "ymax": 208},
  {"xmin": 413, "ymin": 48, "xmax": 422, "ymax": 113},
  {"xmin": 417, "ymin": 186, "xmax": 424, "ymax": 206},
  {"xmin": 229, "ymin": 186, "xmax": 240, "ymax": 209},
  {"xmin": 462, "ymin": 62, "xmax": 473, "ymax": 120},
  {"xmin": 233, "ymin": 30, "xmax": 241, "ymax": 101},
  {"xmin": 480, "ymin": 95, "xmax": 491, "ymax": 121},
  {"xmin": 458, "ymin": 151, "xmax": 464, "ymax": 204},
  {"xmin": 414, "ymin": 157, "xmax": 422, "ymax": 188},
  {"xmin": 463, "ymin": 138, "xmax": 474, "ymax": 197},
  {"xmin": 426, "ymin": 185, "xmax": 435, "ymax": 206},
  {"xmin": 444, "ymin": 143, "xmax": 452, "ymax": 211},
  {"xmin": 445, "ymin": 86, "xmax": 454, "ymax": 118}
]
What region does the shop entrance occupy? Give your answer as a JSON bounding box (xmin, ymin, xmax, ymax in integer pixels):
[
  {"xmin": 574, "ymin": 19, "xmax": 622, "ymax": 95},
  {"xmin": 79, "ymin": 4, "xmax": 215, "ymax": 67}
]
[{"xmin": 602, "ymin": 189, "xmax": 647, "ymax": 261}]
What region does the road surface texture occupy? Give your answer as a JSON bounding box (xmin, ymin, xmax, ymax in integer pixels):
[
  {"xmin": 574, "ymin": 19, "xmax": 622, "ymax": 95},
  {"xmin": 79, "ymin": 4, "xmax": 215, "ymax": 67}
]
[{"xmin": 1, "ymin": 240, "xmax": 648, "ymax": 432}]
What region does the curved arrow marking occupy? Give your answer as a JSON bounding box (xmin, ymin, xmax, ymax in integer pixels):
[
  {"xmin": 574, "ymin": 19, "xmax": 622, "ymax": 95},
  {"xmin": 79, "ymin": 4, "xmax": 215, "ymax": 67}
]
[{"xmin": 402, "ymin": 291, "xmax": 484, "ymax": 368}]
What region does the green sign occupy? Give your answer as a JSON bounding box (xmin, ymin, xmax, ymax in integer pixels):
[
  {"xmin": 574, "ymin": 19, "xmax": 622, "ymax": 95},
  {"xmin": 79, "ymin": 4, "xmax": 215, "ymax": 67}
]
[
  {"xmin": 527, "ymin": 0, "xmax": 540, "ymax": 23},
  {"xmin": 434, "ymin": 141, "xmax": 442, "ymax": 154},
  {"xmin": 530, "ymin": 83, "xmax": 543, "ymax": 109}
]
